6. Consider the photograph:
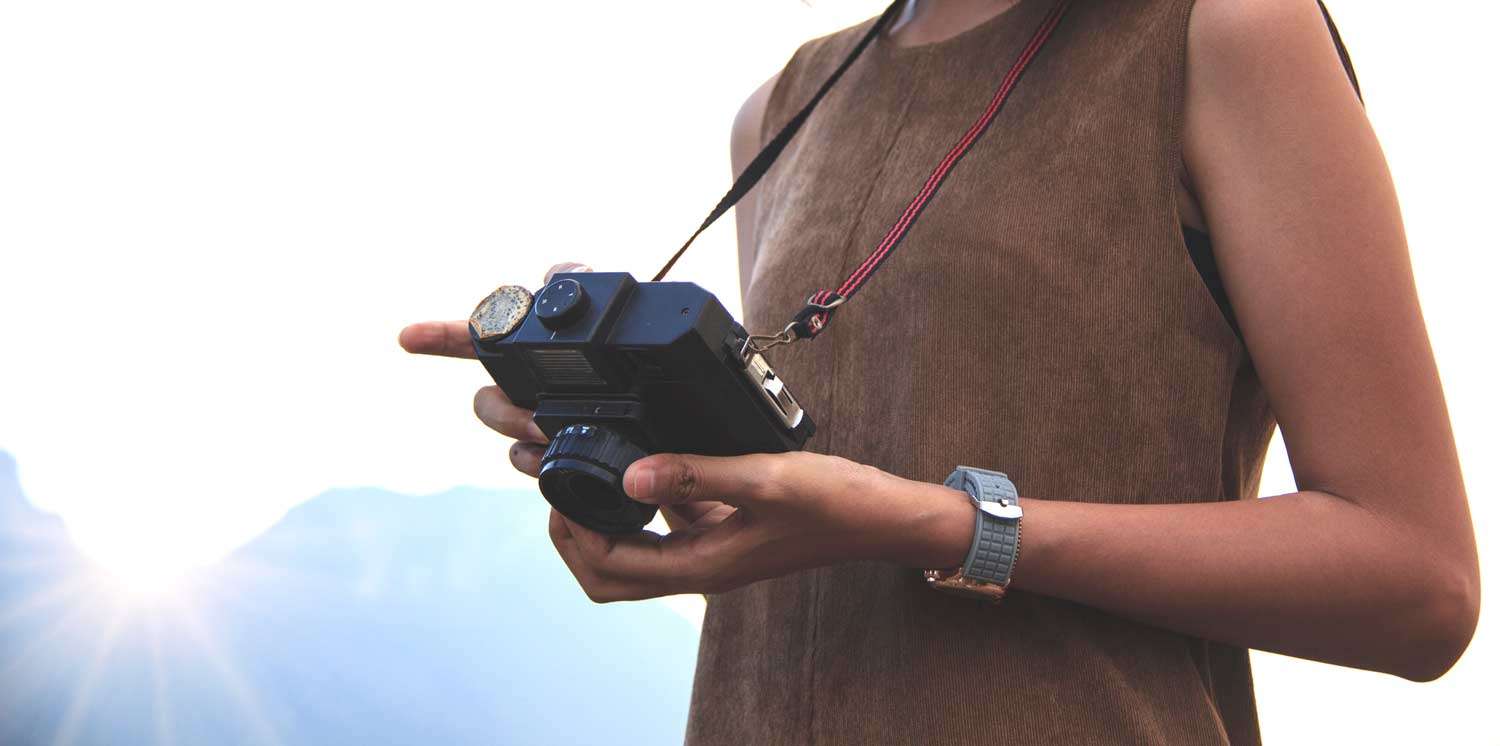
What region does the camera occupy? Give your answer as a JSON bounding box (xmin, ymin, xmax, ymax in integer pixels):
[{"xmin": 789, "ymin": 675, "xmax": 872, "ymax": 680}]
[{"xmin": 469, "ymin": 272, "xmax": 817, "ymax": 534}]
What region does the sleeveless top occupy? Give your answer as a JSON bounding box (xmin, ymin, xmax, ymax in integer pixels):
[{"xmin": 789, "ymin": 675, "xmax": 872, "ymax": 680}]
[{"xmin": 685, "ymin": 2, "xmax": 1349, "ymax": 743}]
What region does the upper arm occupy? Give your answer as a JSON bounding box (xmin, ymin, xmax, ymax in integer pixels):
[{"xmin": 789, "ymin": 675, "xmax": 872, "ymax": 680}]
[
  {"xmin": 731, "ymin": 72, "xmax": 781, "ymax": 302},
  {"xmin": 1182, "ymin": 1, "xmax": 1475, "ymax": 565}
]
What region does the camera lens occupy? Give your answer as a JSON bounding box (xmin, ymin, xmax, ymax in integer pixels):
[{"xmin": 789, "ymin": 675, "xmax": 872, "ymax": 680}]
[{"xmin": 536, "ymin": 424, "xmax": 656, "ymax": 534}]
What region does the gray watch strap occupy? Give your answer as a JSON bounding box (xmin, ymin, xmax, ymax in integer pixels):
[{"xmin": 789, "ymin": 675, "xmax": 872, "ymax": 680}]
[{"xmin": 944, "ymin": 466, "xmax": 1021, "ymax": 586}]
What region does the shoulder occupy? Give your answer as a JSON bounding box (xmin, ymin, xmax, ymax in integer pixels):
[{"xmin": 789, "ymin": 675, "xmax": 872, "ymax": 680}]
[
  {"xmin": 731, "ymin": 73, "xmax": 781, "ymax": 175},
  {"xmin": 729, "ymin": 14, "xmax": 881, "ymax": 170},
  {"xmin": 1182, "ymin": 0, "xmax": 1364, "ymax": 183},
  {"xmin": 1186, "ymin": 0, "xmax": 1354, "ymax": 97},
  {"xmin": 1188, "ymin": 0, "xmax": 1331, "ymax": 40}
]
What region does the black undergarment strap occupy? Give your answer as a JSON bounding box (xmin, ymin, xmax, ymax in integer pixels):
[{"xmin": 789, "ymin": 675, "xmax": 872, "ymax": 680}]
[
  {"xmin": 1316, "ymin": 0, "xmax": 1362, "ymax": 103},
  {"xmin": 652, "ymin": 0, "xmax": 906, "ymax": 282}
]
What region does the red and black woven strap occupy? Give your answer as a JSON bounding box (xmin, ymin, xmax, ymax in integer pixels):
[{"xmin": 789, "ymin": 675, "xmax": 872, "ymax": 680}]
[
  {"xmin": 794, "ymin": 0, "xmax": 1070, "ymax": 338},
  {"xmin": 656, "ymin": 0, "xmax": 1073, "ymax": 344}
]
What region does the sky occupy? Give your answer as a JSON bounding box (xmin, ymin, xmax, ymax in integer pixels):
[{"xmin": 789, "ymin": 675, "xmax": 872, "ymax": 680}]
[{"xmin": 1, "ymin": 1, "xmax": 1497, "ymax": 742}]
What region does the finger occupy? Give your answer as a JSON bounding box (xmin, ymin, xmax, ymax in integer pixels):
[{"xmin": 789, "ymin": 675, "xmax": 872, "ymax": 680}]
[
  {"xmin": 473, "ymin": 386, "xmax": 547, "ymax": 443},
  {"xmin": 662, "ymin": 501, "xmax": 719, "ymax": 527},
  {"xmin": 548, "ymin": 510, "xmax": 604, "ymax": 596},
  {"xmin": 623, "ymin": 453, "xmax": 786, "ymax": 508},
  {"xmin": 549, "ymin": 511, "xmax": 672, "ymax": 602},
  {"xmin": 686, "ymin": 503, "xmax": 740, "ymax": 531},
  {"xmin": 398, "ymin": 320, "xmax": 477, "ymax": 359},
  {"xmin": 544, "ymin": 262, "xmax": 592, "ymax": 284},
  {"xmin": 509, "ymin": 442, "xmax": 545, "ymax": 477},
  {"xmin": 548, "ymin": 508, "xmax": 575, "ymax": 546},
  {"xmin": 558, "ymin": 514, "xmax": 707, "ymax": 594}
]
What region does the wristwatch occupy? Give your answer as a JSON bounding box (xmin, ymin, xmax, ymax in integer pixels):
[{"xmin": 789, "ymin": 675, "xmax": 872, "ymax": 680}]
[{"xmin": 924, "ymin": 466, "xmax": 1022, "ymax": 603}]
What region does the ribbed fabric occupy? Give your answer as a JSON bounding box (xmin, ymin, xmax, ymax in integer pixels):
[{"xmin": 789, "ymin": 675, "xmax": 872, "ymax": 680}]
[{"xmin": 685, "ymin": 1, "xmax": 1277, "ymax": 744}]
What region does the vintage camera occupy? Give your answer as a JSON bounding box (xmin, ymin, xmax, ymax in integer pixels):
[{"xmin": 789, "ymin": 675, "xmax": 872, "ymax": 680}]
[{"xmin": 469, "ymin": 272, "xmax": 816, "ymax": 534}]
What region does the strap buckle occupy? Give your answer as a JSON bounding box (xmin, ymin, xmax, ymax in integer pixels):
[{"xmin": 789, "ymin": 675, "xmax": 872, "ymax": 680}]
[
  {"xmin": 740, "ymin": 323, "xmax": 800, "ymax": 359},
  {"xmin": 791, "ymin": 290, "xmax": 845, "ymax": 338},
  {"xmin": 740, "ymin": 291, "xmax": 846, "ymax": 359}
]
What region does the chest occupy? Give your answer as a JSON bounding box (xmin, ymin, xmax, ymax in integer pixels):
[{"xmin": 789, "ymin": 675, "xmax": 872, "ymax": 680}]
[{"xmin": 735, "ymin": 5, "xmax": 1243, "ymax": 490}]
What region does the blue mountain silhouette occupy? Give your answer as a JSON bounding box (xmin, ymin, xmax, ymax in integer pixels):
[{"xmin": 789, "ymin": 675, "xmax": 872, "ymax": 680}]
[{"xmin": 0, "ymin": 451, "xmax": 699, "ymax": 745}]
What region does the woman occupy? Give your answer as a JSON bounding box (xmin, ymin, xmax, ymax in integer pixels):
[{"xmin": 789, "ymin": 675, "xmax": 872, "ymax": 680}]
[{"xmin": 401, "ymin": 0, "xmax": 1479, "ymax": 743}]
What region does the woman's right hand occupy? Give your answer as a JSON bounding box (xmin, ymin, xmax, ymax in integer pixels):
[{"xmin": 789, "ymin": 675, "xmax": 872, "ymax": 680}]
[
  {"xmin": 398, "ymin": 262, "xmax": 724, "ymax": 527},
  {"xmin": 399, "ymin": 262, "xmax": 590, "ymax": 477}
]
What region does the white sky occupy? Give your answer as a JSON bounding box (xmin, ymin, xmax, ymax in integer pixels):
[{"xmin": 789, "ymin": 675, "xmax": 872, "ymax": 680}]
[{"xmin": 1, "ymin": 1, "xmax": 1496, "ymax": 742}]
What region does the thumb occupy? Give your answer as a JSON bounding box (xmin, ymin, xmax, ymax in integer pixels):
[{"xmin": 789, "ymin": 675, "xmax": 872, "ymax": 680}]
[{"xmin": 623, "ymin": 453, "xmax": 776, "ymax": 508}]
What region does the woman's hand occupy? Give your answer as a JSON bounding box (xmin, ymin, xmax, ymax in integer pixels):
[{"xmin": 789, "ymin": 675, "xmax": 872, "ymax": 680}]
[
  {"xmin": 396, "ymin": 261, "xmax": 731, "ymax": 527},
  {"xmin": 398, "ymin": 262, "xmax": 975, "ymax": 601},
  {"xmin": 549, "ymin": 451, "xmax": 974, "ymax": 602},
  {"xmin": 398, "ymin": 262, "xmax": 590, "ymax": 479},
  {"xmin": 397, "ymin": 322, "xmax": 553, "ymax": 475}
]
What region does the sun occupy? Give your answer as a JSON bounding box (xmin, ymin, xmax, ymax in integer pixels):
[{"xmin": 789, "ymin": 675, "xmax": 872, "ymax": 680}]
[{"xmin": 84, "ymin": 540, "xmax": 199, "ymax": 599}]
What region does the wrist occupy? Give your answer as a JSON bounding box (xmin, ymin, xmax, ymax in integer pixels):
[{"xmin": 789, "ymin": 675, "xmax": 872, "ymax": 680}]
[
  {"xmin": 1005, "ymin": 497, "xmax": 1047, "ymax": 591},
  {"xmin": 919, "ymin": 469, "xmax": 1027, "ymax": 603},
  {"xmin": 880, "ymin": 478, "xmax": 975, "ymax": 569}
]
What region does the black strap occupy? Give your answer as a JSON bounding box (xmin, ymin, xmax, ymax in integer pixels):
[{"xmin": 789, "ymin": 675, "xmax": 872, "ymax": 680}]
[
  {"xmin": 652, "ymin": 0, "xmax": 906, "ymax": 283},
  {"xmin": 1316, "ymin": 0, "xmax": 1363, "ymax": 103}
]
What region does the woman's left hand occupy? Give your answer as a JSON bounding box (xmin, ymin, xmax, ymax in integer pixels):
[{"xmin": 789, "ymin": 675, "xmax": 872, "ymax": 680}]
[{"xmin": 548, "ymin": 451, "xmax": 972, "ymax": 602}]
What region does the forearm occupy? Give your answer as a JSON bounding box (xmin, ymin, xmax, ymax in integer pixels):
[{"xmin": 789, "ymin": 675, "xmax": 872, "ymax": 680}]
[{"xmin": 910, "ymin": 483, "xmax": 1478, "ymax": 681}]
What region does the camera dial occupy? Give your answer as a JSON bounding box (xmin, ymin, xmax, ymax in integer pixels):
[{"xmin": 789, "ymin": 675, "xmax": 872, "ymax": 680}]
[
  {"xmin": 537, "ymin": 424, "xmax": 657, "ymax": 534},
  {"xmin": 535, "ymin": 278, "xmax": 590, "ymax": 330},
  {"xmin": 469, "ymin": 285, "xmax": 533, "ymax": 342}
]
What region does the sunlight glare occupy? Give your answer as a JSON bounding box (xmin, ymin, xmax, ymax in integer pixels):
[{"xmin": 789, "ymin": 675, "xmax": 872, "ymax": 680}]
[{"xmin": 86, "ymin": 541, "xmax": 199, "ymax": 599}]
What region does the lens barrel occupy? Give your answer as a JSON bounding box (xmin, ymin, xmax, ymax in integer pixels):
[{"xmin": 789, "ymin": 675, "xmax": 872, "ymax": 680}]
[{"xmin": 537, "ymin": 424, "xmax": 656, "ymax": 534}]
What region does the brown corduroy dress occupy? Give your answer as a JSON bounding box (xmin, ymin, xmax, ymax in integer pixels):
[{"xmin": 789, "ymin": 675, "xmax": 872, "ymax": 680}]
[{"xmin": 686, "ymin": 1, "xmax": 1288, "ymax": 743}]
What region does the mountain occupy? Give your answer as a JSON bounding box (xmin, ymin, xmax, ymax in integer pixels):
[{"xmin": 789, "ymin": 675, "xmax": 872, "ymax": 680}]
[
  {"xmin": 0, "ymin": 452, "xmax": 700, "ymax": 745},
  {"xmin": 0, "ymin": 451, "xmax": 86, "ymax": 616}
]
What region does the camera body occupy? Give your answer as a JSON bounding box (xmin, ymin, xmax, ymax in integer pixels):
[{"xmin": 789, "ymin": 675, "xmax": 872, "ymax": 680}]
[{"xmin": 470, "ymin": 272, "xmax": 816, "ymax": 533}]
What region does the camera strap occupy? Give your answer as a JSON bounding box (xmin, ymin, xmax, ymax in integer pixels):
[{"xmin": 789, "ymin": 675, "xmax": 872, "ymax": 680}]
[{"xmin": 655, "ymin": 0, "xmax": 1073, "ymax": 354}]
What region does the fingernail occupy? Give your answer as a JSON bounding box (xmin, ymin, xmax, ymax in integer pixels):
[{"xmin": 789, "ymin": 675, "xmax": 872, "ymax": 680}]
[{"xmin": 628, "ymin": 464, "xmax": 657, "ymax": 502}]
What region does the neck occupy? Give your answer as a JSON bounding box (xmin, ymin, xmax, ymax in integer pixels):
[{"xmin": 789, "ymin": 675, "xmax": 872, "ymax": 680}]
[{"xmin": 888, "ymin": 0, "xmax": 1022, "ymax": 47}]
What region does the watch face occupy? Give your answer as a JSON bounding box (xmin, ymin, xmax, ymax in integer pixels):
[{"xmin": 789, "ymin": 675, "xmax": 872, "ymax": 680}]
[
  {"xmin": 925, "ymin": 570, "xmax": 1008, "ymax": 603},
  {"xmin": 923, "ymin": 568, "xmax": 958, "ymax": 583}
]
